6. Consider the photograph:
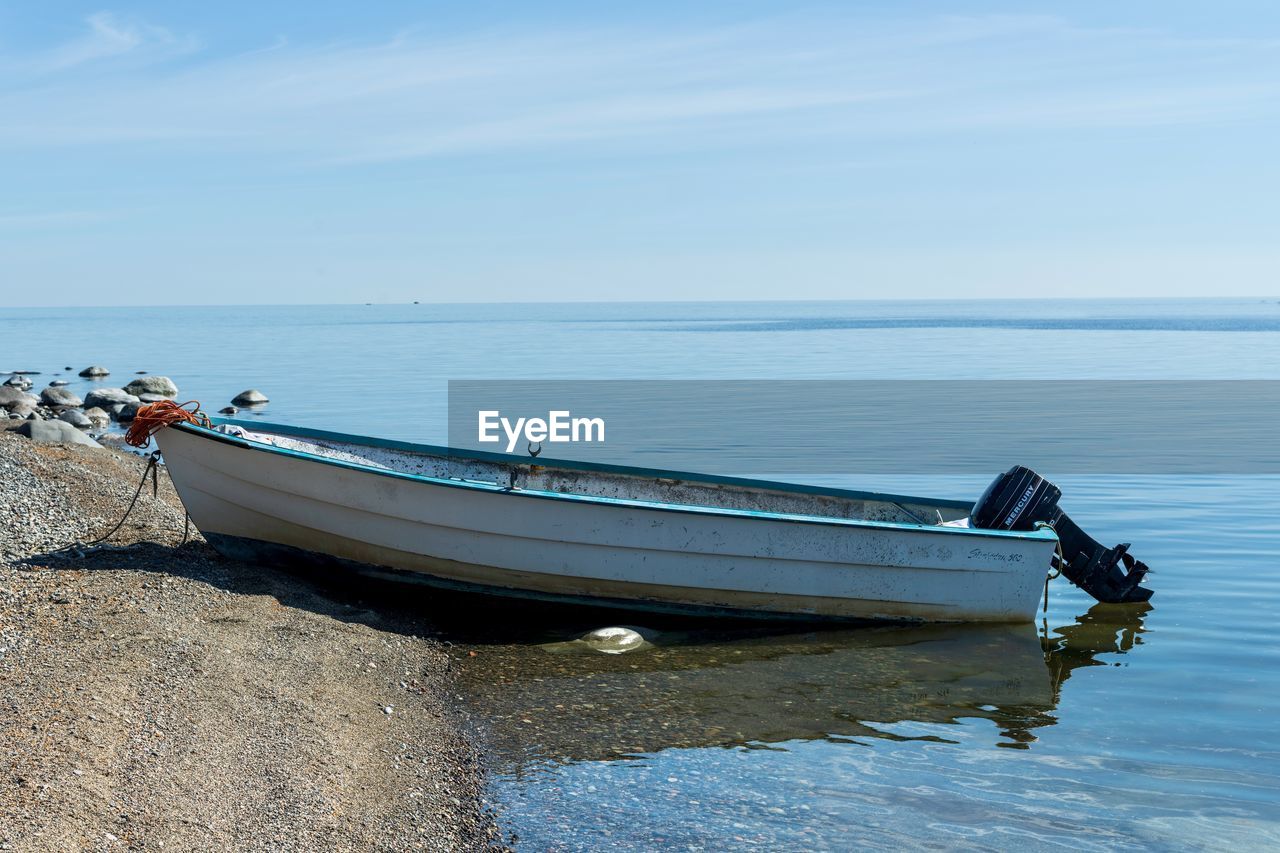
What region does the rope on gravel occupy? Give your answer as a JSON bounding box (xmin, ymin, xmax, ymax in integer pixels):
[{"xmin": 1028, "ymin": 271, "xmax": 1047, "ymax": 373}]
[{"xmin": 55, "ymin": 451, "xmax": 163, "ymax": 557}]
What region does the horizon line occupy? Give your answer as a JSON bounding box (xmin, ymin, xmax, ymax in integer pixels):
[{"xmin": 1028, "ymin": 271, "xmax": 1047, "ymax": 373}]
[{"xmin": 6, "ymin": 295, "xmax": 1279, "ymax": 310}]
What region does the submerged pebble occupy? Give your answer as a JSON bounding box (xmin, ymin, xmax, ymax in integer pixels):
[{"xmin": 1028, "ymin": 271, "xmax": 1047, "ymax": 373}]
[{"xmin": 543, "ymin": 626, "xmax": 654, "ymax": 655}]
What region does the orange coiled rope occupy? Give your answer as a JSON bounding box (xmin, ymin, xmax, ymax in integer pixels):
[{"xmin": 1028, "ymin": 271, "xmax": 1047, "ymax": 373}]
[{"xmin": 125, "ymin": 400, "xmax": 211, "ymax": 448}]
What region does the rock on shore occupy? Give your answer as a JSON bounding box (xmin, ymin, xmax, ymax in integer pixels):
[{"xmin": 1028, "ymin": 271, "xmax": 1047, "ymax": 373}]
[
  {"xmin": 83, "ymin": 388, "xmax": 140, "ymax": 415},
  {"xmin": 39, "ymin": 386, "xmax": 83, "ymax": 408},
  {"xmin": 13, "ymin": 419, "xmax": 101, "ymax": 447},
  {"xmin": 0, "ymin": 387, "xmax": 38, "ymax": 411},
  {"xmin": 0, "ymin": 433, "xmax": 501, "ymax": 851},
  {"xmin": 5, "ymin": 367, "xmax": 288, "ymax": 440},
  {"xmin": 83, "ymin": 407, "xmax": 111, "ymax": 429},
  {"xmin": 57, "ymin": 409, "xmax": 94, "ymax": 430}
]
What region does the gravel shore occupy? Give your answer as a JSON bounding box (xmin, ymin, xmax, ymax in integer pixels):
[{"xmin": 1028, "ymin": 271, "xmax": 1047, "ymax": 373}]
[{"xmin": 0, "ymin": 431, "xmax": 502, "ymax": 851}]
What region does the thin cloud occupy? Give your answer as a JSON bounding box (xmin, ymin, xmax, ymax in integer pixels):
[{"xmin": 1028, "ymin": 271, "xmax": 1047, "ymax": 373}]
[
  {"xmin": 22, "ymin": 11, "xmax": 197, "ymax": 74},
  {"xmin": 0, "ymin": 13, "xmax": 1276, "ymax": 162}
]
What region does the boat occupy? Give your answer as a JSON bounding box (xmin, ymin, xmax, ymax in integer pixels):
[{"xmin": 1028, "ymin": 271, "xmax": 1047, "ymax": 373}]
[{"xmin": 150, "ymin": 416, "xmax": 1152, "ymax": 624}]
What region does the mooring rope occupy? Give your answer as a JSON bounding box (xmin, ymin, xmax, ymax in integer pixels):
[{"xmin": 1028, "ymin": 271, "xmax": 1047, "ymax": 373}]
[
  {"xmin": 56, "ymin": 402, "xmax": 209, "ymax": 556},
  {"xmin": 55, "ymin": 451, "xmax": 161, "ymax": 556},
  {"xmin": 1035, "ymin": 521, "xmax": 1065, "ymax": 613}
]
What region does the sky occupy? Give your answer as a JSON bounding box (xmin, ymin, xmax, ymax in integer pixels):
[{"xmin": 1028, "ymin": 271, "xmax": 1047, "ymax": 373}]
[{"xmin": 1, "ymin": 1, "xmax": 1278, "ymax": 306}]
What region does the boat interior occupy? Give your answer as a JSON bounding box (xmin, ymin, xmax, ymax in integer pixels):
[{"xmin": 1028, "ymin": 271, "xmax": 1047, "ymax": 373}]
[{"xmin": 205, "ymin": 421, "xmax": 974, "ymax": 527}]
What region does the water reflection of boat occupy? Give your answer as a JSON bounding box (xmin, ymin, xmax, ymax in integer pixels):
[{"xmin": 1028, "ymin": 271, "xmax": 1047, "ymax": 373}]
[
  {"xmin": 456, "ymin": 603, "xmax": 1151, "ymax": 772},
  {"xmin": 1043, "ymin": 602, "xmax": 1152, "ymax": 699}
]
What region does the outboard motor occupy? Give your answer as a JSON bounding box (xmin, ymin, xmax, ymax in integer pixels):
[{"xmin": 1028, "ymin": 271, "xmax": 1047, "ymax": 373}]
[{"xmin": 972, "ymin": 466, "xmax": 1153, "ymax": 604}]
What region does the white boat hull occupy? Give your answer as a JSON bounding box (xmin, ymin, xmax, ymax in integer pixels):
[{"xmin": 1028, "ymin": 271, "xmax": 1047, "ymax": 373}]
[{"xmin": 156, "ymin": 423, "xmax": 1057, "ymax": 622}]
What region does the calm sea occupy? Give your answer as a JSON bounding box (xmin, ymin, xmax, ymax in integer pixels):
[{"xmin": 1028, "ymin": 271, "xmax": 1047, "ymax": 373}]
[{"xmin": 3, "ymin": 299, "xmax": 1279, "ymax": 850}]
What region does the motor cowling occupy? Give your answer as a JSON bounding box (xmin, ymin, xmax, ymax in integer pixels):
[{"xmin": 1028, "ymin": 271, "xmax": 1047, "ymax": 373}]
[
  {"xmin": 971, "ymin": 465, "xmax": 1062, "ymax": 531},
  {"xmin": 972, "ymin": 465, "xmax": 1153, "ymax": 604}
]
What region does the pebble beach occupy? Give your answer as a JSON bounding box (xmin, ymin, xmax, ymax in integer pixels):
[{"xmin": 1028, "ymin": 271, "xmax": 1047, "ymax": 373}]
[{"xmin": 0, "ymin": 426, "xmax": 503, "ymax": 850}]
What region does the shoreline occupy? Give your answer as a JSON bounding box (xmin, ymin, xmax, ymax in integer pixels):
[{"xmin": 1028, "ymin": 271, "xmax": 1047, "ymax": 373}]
[{"xmin": 0, "ymin": 432, "xmax": 503, "ymax": 850}]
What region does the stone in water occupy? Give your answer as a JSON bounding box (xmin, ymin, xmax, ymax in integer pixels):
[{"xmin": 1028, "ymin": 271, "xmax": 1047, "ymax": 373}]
[{"xmin": 232, "ymin": 389, "xmax": 268, "ymax": 406}]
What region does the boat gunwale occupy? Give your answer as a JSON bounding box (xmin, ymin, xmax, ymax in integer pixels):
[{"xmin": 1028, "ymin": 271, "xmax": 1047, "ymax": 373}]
[{"xmin": 170, "ymin": 419, "xmax": 1058, "ymax": 542}]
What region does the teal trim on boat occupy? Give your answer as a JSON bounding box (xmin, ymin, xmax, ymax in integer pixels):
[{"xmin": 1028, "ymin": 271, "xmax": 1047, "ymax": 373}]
[{"xmin": 173, "ymin": 419, "xmax": 1057, "ymax": 542}]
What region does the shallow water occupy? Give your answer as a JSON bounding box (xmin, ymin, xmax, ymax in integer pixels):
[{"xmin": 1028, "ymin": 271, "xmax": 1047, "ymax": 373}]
[
  {"xmin": 4, "ymin": 299, "xmax": 1279, "ymax": 849},
  {"xmin": 448, "ymin": 475, "xmax": 1280, "ymax": 850}
]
